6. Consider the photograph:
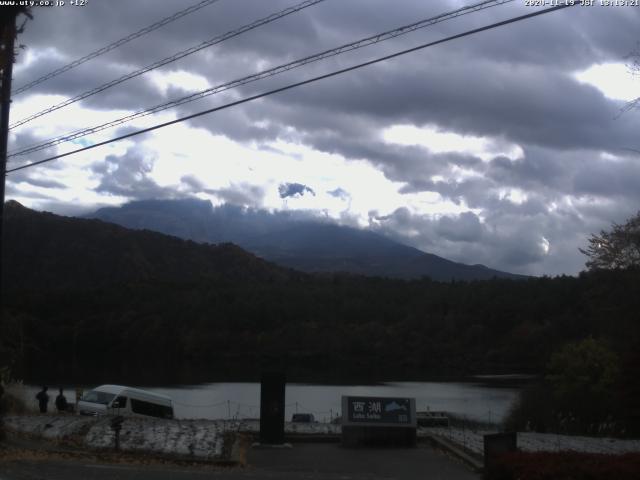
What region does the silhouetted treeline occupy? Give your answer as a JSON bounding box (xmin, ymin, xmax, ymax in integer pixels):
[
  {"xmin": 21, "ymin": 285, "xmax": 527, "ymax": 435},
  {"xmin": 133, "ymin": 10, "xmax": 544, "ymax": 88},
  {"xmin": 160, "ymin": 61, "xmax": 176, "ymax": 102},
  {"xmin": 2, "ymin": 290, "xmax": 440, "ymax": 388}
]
[
  {"xmin": 3, "ymin": 270, "xmax": 639, "ymax": 383},
  {"xmin": 1, "ymin": 201, "xmax": 639, "ymax": 393}
]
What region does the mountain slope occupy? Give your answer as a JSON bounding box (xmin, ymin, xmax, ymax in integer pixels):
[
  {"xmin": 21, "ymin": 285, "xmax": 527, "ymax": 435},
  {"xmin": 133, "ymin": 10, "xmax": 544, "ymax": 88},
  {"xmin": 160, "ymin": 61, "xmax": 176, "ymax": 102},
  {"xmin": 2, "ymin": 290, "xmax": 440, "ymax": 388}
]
[
  {"xmin": 89, "ymin": 199, "xmax": 526, "ymax": 281},
  {"xmin": 2, "ymin": 201, "xmax": 294, "ymax": 291}
]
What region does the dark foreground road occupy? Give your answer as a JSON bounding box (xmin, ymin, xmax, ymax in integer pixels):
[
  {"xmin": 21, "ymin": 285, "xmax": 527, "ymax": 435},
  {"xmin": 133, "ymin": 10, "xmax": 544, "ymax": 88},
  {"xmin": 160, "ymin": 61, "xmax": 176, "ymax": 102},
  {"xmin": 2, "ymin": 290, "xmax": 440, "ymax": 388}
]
[{"xmin": 1, "ymin": 443, "xmax": 478, "ymax": 479}]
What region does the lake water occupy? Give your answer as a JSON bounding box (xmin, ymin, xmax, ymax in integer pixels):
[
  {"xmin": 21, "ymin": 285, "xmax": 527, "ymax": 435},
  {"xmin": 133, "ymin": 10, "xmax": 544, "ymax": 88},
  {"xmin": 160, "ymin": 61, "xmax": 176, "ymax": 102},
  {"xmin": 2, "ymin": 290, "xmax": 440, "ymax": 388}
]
[
  {"xmin": 22, "ymin": 380, "xmax": 521, "ymax": 424},
  {"xmin": 157, "ymin": 382, "xmax": 520, "ymax": 423}
]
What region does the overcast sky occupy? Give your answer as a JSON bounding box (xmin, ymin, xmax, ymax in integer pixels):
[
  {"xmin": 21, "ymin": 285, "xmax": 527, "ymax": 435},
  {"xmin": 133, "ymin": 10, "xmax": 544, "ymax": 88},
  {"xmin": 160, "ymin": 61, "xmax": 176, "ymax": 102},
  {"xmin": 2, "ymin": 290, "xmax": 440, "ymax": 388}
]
[{"xmin": 5, "ymin": 0, "xmax": 640, "ymax": 276}]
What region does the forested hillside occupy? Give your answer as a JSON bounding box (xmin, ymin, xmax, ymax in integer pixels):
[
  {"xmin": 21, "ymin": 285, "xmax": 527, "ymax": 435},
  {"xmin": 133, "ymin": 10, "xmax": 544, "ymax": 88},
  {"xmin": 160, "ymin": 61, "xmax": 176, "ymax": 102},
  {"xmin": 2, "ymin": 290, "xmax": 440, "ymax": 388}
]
[
  {"xmin": 2, "ymin": 200, "xmax": 296, "ymax": 290},
  {"xmin": 1, "ymin": 202, "xmax": 639, "ymax": 389}
]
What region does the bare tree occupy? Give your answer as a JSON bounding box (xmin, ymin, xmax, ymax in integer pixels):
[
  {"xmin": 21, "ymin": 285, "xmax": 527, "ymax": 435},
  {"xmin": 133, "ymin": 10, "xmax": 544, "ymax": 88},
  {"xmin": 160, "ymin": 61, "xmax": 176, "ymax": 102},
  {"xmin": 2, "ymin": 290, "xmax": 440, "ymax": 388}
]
[
  {"xmin": 580, "ymin": 211, "xmax": 640, "ymax": 270},
  {"xmin": 621, "ymin": 42, "xmax": 640, "ymax": 114}
]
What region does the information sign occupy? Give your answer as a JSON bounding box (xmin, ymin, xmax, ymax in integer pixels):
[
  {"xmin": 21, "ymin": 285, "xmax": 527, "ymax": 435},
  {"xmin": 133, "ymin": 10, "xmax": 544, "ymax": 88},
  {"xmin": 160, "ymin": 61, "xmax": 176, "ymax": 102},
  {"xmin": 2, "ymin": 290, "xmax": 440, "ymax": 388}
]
[{"xmin": 342, "ymin": 396, "xmax": 416, "ymax": 427}]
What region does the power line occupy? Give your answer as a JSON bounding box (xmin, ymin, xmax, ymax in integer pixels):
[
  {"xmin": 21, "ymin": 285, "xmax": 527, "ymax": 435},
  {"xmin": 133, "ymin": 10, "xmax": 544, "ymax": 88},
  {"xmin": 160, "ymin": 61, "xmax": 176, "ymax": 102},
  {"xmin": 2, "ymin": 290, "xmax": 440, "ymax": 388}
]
[
  {"xmin": 8, "ymin": 0, "xmax": 514, "ymax": 158},
  {"xmin": 11, "ymin": 0, "xmax": 224, "ymax": 96},
  {"xmin": 5, "ymin": 3, "xmax": 576, "ymax": 175},
  {"xmin": 9, "ymin": 0, "xmax": 327, "ymax": 129}
]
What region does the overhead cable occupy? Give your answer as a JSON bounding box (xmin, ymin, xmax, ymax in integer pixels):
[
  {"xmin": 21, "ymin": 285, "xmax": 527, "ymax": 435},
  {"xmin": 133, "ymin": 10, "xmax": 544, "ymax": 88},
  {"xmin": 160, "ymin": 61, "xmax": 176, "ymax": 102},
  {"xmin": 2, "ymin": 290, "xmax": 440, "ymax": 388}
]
[
  {"xmin": 12, "ymin": 0, "xmax": 224, "ymax": 96},
  {"xmin": 9, "ymin": 0, "xmax": 326, "ymax": 129},
  {"xmin": 9, "ymin": 0, "xmax": 513, "ymax": 157},
  {"xmin": 5, "ymin": 3, "xmax": 578, "ymax": 175}
]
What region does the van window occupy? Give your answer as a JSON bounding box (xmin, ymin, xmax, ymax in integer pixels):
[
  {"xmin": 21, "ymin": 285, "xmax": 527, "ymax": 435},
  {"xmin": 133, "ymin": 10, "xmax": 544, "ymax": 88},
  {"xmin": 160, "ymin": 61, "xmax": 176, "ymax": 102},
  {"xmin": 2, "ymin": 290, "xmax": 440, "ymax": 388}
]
[
  {"xmin": 81, "ymin": 391, "xmax": 116, "ymax": 405},
  {"xmin": 131, "ymin": 398, "xmax": 173, "ymax": 419},
  {"xmin": 112, "ymin": 396, "xmax": 127, "ymax": 409}
]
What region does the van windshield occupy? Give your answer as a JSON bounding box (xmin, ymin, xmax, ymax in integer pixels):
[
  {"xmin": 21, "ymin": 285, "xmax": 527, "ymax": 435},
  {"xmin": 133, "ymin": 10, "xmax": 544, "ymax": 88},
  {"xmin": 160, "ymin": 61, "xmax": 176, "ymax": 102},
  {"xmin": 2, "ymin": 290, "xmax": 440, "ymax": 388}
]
[{"xmin": 81, "ymin": 391, "xmax": 116, "ymax": 405}]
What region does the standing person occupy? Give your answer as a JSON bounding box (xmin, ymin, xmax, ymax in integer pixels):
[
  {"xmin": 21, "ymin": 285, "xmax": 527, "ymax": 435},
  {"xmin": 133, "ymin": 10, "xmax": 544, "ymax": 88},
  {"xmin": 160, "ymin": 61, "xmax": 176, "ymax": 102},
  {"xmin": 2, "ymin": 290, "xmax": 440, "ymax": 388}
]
[
  {"xmin": 35, "ymin": 386, "xmax": 49, "ymax": 413},
  {"xmin": 55, "ymin": 388, "xmax": 68, "ymax": 412}
]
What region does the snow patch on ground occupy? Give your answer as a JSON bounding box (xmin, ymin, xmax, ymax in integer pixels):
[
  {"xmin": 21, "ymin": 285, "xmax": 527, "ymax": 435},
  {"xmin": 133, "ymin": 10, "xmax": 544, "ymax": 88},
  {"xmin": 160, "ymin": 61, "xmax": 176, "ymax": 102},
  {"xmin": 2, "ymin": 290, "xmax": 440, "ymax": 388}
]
[
  {"xmin": 9, "ymin": 415, "xmax": 637, "ymax": 459},
  {"xmin": 3, "ymin": 414, "xmax": 95, "ymax": 441},
  {"xmin": 3, "ymin": 415, "xmax": 340, "ymax": 459},
  {"xmin": 4, "ymin": 415, "xmax": 224, "ymax": 459}
]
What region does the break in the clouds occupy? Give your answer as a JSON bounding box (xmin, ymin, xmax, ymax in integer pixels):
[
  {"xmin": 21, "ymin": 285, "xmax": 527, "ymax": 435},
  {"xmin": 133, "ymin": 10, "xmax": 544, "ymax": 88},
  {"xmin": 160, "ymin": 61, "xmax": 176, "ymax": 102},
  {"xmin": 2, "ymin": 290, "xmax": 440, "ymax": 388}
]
[{"xmin": 5, "ymin": 0, "xmax": 640, "ymax": 276}]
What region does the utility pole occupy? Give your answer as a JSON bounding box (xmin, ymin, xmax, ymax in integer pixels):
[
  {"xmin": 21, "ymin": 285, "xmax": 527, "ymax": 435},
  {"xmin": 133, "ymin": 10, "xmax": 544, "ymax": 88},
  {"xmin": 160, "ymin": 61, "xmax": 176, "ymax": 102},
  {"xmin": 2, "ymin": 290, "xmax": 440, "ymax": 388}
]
[{"xmin": 0, "ymin": 7, "xmax": 27, "ymax": 364}]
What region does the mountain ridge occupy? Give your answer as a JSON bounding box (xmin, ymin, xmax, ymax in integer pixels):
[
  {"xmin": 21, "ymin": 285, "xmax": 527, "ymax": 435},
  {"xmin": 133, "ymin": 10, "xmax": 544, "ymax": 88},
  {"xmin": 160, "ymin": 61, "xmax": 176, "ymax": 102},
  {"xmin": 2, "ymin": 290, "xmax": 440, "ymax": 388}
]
[{"xmin": 88, "ymin": 198, "xmax": 527, "ymax": 281}]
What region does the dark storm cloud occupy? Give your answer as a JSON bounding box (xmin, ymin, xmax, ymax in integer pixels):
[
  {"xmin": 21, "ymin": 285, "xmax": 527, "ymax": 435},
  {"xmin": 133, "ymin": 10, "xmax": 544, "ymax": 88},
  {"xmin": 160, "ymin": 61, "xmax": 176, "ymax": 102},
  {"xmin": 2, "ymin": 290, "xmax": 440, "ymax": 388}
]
[
  {"xmin": 16, "ymin": 177, "xmax": 67, "ymax": 190},
  {"xmin": 259, "ymin": 144, "xmax": 304, "ymax": 160},
  {"xmin": 180, "ymin": 175, "xmax": 265, "ymax": 207},
  {"xmin": 6, "ymin": 161, "xmax": 68, "ymax": 198},
  {"xmin": 270, "ymin": 60, "xmax": 637, "ymax": 154},
  {"xmin": 572, "ymin": 155, "xmax": 640, "ymax": 200},
  {"xmin": 11, "ymin": 0, "xmax": 324, "ymax": 112},
  {"xmin": 278, "ymin": 182, "xmax": 315, "ymax": 199},
  {"xmin": 436, "ymin": 5, "xmax": 640, "ymax": 69},
  {"xmin": 180, "ymin": 174, "xmax": 205, "ymax": 191},
  {"xmin": 486, "ymin": 150, "xmax": 569, "ymax": 192},
  {"xmin": 114, "ymin": 125, "xmax": 142, "ymax": 138},
  {"xmin": 485, "ymin": 147, "xmax": 640, "ymax": 205},
  {"xmin": 185, "ymin": 101, "xmax": 286, "ymax": 145},
  {"xmin": 16, "ymin": 1, "xmax": 638, "ymax": 157},
  {"xmin": 4, "ymin": 183, "xmax": 55, "ymax": 201},
  {"xmin": 371, "ymin": 207, "xmax": 585, "ymax": 275},
  {"xmin": 6, "ymin": 129, "xmax": 61, "ymax": 171},
  {"xmin": 12, "ymin": 49, "xmax": 168, "ymax": 115},
  {"xmin": 11, "ymin": 1, "xmax": 640, "ymax": 275},
  {"xmin": 93, "ymin": 147, "xmax": 173, "ymax": 199},
  {"xmin": 180, "ymin": 63, "xmax": 637, "ymax": 197},
  {"xmin": 212, "ymin": 184, "xmax": 266, "ymax": 206},
  {"xmin": 14, "ymin": 1, "xmax": 639, "ymax": 145},
  {"xmin": 436, "ymin": 211, "xmax": 484, "ymax": 243}
]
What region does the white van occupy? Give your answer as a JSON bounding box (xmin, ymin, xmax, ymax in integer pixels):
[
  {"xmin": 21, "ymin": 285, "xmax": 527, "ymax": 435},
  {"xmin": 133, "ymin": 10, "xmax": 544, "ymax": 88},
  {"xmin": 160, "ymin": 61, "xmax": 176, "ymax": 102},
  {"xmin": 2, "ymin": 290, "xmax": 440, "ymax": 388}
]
[{"xmin": 78, "ymin": 385, "xmax": 174, "ymax": 419}]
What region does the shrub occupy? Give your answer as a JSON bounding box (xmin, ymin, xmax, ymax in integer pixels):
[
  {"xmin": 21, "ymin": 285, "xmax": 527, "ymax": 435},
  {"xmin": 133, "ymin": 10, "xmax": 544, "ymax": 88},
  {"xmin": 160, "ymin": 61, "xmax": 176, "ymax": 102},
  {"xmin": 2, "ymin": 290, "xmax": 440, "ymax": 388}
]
[
  {"xmin": 503, "ymin": 381, "xmax": 555, "ymax": 433},
  {"xmin": 0, "ymin": 388, "xmax": 28, "ymax": 415},
  {"xmin": 505, "ymin": 339, "xmax": 623, "ymax": 435}
]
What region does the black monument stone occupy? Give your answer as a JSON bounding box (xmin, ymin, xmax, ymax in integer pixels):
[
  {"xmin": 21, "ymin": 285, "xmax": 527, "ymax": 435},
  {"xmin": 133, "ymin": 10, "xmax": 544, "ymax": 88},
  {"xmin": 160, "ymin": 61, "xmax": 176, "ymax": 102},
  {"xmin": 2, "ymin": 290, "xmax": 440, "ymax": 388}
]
[{"xmin": 259, "ymin": 371, "xmax": 286, "ymax": 445}]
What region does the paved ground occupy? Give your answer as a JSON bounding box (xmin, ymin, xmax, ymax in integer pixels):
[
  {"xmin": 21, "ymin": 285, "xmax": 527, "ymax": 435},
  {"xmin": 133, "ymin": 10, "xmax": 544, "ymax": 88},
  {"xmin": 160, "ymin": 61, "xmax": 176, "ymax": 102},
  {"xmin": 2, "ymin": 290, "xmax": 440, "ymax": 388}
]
[
  {"xmin": 0, "ymin": 442, "xmax": 478, "ymax": 479},
  {"xmin": 248, "ymin": 443, "xmax": 479, "ymax": 479}
]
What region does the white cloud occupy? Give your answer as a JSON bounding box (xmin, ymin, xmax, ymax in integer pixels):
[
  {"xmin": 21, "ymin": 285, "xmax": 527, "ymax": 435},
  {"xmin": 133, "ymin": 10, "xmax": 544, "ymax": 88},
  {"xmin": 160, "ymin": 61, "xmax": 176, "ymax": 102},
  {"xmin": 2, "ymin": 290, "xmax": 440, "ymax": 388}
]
[
  {"xmin": 540, "ymin": 236, "xmax": 550, "ymax": 255},
  {"xmin": 382, "ymin": 124, "xmax": 524, "ymax": 162},
  {"xmin": 498, "ymin": 187, "xmax": 528, "ymax": 205},
  {"xmin": 574, "ymin": 63, "xmax": 639, "ymax": 102},
  {"xmin": 148, "ymin": 70, "xmax": 211, "ymax": 95}
]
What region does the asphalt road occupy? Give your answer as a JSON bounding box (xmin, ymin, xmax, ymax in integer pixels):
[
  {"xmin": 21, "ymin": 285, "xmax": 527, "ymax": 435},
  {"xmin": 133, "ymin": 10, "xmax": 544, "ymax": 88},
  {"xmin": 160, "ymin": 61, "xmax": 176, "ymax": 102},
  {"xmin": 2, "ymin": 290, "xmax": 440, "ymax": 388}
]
[{"xmin": 0, "ymin": 443, "xmax": 478, "ymax": 480}]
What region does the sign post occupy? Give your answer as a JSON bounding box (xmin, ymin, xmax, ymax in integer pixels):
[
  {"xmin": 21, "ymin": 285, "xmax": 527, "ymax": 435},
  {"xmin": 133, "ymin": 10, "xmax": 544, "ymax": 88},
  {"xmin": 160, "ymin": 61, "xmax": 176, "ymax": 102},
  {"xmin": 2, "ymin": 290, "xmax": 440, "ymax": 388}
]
[
  {"xmin": 259, "ymin": 371, "xmax": 286, "ymax": 445},
  {"xmin": 341, "ymin": 396, "xmax": 417, "ymax": 447}
]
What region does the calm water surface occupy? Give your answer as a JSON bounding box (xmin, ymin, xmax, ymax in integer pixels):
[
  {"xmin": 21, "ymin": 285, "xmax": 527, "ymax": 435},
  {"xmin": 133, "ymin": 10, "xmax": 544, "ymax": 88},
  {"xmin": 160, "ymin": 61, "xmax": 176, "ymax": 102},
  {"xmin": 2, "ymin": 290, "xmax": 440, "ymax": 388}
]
[
  {"xmin": 149, "ymin": 381, "xmax": 518, "ymax": 423},
  {"xmin": 23, "ymin": 381, "xmax": 520, "ymax": 423}
]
